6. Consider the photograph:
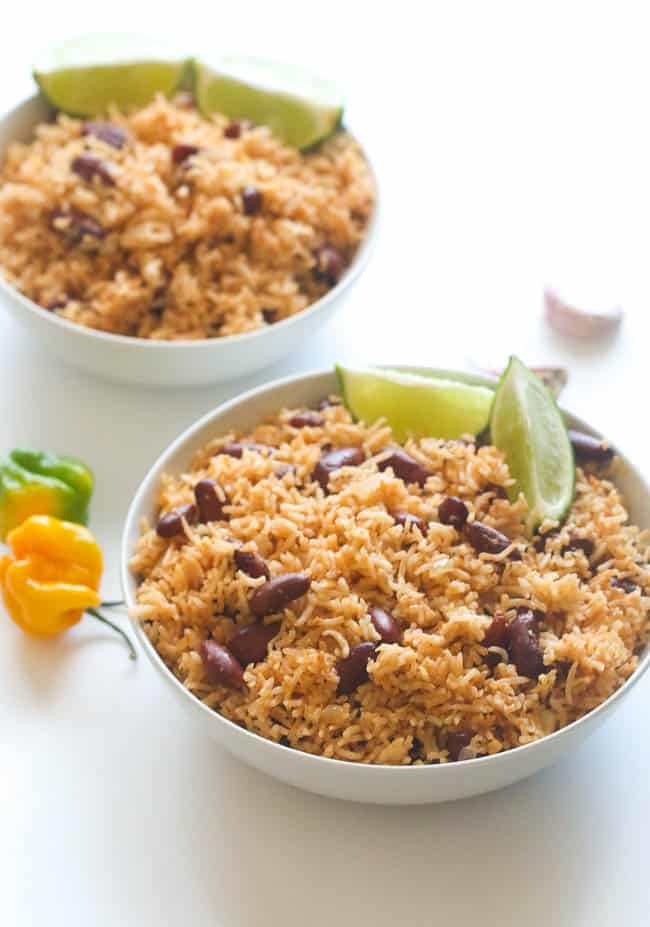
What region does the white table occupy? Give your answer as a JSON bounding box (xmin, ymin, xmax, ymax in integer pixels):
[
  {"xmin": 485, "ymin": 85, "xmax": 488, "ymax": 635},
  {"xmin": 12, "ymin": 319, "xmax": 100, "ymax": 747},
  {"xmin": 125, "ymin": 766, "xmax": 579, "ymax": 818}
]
[{"xmin": 2, "ymin": 4, "xmax": 649, "ymax": 925}]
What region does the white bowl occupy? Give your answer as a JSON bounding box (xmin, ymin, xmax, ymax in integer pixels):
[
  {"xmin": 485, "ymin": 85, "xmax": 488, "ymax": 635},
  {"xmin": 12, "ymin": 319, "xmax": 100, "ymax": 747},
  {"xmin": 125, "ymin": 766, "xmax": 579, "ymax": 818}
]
[
  {"xmin": 121, "ymin": 368, "xmax": 650, "ymax": 803},
  {"xmin": 0, "ymin": 96, "xmax": 378, "ymax": 387}
]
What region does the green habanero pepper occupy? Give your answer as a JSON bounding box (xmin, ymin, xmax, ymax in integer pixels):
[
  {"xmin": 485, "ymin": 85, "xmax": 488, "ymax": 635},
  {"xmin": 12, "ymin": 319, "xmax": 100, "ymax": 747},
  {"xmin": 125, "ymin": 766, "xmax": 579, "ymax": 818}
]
[{"xmin": 0, "ymin": 449, "xmax": 94, "ymax": 541}]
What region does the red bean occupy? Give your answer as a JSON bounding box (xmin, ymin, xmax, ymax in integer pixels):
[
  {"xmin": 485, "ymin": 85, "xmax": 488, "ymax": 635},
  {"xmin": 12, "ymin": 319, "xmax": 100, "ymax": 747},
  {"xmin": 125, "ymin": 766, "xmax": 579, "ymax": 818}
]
[
  {"xmin": 172, "ymin": 143, "xmax": 199, "ymax": 164},
  {"xmin": 289, "ymin": 411, "xmax": 324, "ymax": 428},
  {"xmin": 569, "ymin": 429, "xmax": 614, "ymax": 465},
  {"xmin": 447, "ymin": 731, "xmax": 472, "ymax": 761},
  {"xmin": 336, "ymin": 642, "xmax": 377, "ymax": 695},
  {"xmin": 262, "ymin": 308, "xmax": 278, "ymax": 324},
  {"xmin": 234, "ymin": 549, "xmax": 270, "ymax": 580},
  {"xmin": 156, "ymin": 503, "xmax": 198, "ymax": 538},
  {"xmin": 316, "ymin": 397, "xmax": 342, "ymax": 410},
  {"xmin": 562, "ymin": 537, "xmax": 594, "ymax": 558},
  {"xmin": 483, "ymin": 612, "xmax": 509, "ymax": 668},
  {"xmin": 508, "ymin": 610, "xmax": 546, "ymax": 678},
  {"xmin": 224, "ymin": 121, "xmax": 242, "ymax": 139},
  {"xmin": 229, "ymin": 622, "xmax": 277, "ymax": 666},
  {"xmin": 312, "ymin": 446, "xmax": 364, "ymax": 492},
  {"xmin": 45, "ymin": 299, "xmax": 67, "ymax": 312},
  {"xmin": 200, "ymin": 640, "xmax": 244, "ymax": 688},
  {"xmin": 273, "ymin": 465, "xmax": 295, "ymax": 480},
  {"xmin": 392, "ymin": 511, "xmax": 426, "ymax": 533},
  {"xmin": 82, "ymin": 121, "xmax": 128, "ymax": 149},
  {"xmin": 378, "ymin": 448, "xmax": 429, "ymax": 487},
  {"xmin": 313, "ymin": 244, "xmax": 345, "ymax": 284},
  {"xmin": 250, "ymin": 573, "xmax": 311, "ymax": 617},
  {"xmin": 217, "ymin": 442, "xmax": 269, "ymax": 459},
  {"xmin": 71, "ymin": 153, "xmax": 116, "ymax": 186},
  {"xmin": 438, "ymin": 496, "xmax": 469, "ymax": 529},
  {"xmin": 241, "ymin": 186, "xmax": 263, "ymax": 215},
  {"xmin": 466, "ymin": 521, "xmax": 512, "ymax": 555},
  {"xmin": 610, "ymin": 576, "xmax": 637, "ymax": 593},
  {"xmin": 54, "ymin": 208, "xmax": 105, "ymax": 241},
  {"xmin": 194, "ymin": 479, "xmax": 227, "ymax": 523},
  {"xmin": 369, "ymin": 606, "xmax": 400, "ymax": 643}
]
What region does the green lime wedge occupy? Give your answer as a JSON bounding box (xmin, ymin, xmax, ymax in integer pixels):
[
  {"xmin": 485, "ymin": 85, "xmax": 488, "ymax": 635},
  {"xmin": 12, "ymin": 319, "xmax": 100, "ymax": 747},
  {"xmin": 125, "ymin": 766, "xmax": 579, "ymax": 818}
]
[
  {"xmin": 490, "ymin": 356, "xmax": 575, "ymax": 527},
  {"xmin": 194, "ymin": 56, "xmax": 343, "ymax": 149},
  {"xmin": 336, "ymin": 366, "xmax": 494, "ymax": 442},
  {"xmin": 33, "ymin": 33, "xmax": 190, "ymax": 115}
]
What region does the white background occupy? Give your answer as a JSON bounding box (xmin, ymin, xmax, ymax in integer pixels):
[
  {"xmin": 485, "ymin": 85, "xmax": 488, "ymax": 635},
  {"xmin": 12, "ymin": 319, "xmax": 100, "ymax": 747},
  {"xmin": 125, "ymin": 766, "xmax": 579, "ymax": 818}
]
[{"xmin": 2, "ymin": 2, "xmax": 649, "ymax": 924}]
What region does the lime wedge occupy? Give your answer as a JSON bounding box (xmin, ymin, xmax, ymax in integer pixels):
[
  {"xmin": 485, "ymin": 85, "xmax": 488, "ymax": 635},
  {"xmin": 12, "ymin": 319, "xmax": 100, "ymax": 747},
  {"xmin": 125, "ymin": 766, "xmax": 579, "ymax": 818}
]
[
  {"xmin": 490, "ymin": 356, "xmax": 575, "ymax": 527},
  {"xmin": 33, "ymin": 33, "xmax": 190, "ymax": 115},
  {"xmin": 336, "ymin": 366, "xmax": 494, "ymax": 442},
  {"xmin": 194, "ymin": 56, "xmax": 343, "ymax": 149}
]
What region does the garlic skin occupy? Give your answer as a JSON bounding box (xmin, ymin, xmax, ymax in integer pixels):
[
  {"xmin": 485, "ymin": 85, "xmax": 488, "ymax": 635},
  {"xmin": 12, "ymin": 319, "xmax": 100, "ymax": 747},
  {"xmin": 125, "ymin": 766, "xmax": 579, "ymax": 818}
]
[{"xmin": 544, "ymin": 287, "xmax": 624, "ymax": 338}]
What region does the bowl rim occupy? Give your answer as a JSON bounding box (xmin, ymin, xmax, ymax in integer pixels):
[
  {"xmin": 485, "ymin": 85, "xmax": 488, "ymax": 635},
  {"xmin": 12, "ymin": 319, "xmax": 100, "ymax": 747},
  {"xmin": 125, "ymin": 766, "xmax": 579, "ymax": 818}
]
[
  {"xmin": 121, "ymin": 365, "xmax": 650, "ymax": 774},
  {"xmin": 0, "ymin": 92, "xmax": 380, "ymax": 351}
]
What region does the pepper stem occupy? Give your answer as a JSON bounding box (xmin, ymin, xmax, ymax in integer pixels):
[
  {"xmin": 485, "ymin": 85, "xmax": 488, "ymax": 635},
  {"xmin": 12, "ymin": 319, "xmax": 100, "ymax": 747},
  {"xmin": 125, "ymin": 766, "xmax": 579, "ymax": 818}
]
[{"xmin": 87, "ymin": 607, "xmax": 137, "ymax": 661}]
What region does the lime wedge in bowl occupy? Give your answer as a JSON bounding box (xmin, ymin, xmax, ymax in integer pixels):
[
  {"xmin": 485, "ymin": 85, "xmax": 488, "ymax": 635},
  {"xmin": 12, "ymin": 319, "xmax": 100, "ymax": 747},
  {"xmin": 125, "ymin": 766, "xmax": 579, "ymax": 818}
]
[
  {"xmin": 336, "ymin": 366, "xmax": 494, "ymax": 441},
  {"xmin": 490, "ymin": 356, "xmax": 575, "ymax": 527},
  {"xmin": 194, "ymin": 56, "xmax": 343, "ymax": 149},
  {"xmin": 33, "ymin": 33, "xmax": 190, "ymax": 115}
]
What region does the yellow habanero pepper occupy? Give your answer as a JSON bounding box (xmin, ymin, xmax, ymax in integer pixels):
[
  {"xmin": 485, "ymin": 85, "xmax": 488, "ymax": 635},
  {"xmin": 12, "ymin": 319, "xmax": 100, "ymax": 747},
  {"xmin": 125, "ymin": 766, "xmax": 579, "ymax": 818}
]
[
  {"xmin": 1, "ymin": 515, "xmax": 136, "ymax": 660},
  {"xmin": 0, "ymin": 515, "xmax": 102, "ymax": 636}
]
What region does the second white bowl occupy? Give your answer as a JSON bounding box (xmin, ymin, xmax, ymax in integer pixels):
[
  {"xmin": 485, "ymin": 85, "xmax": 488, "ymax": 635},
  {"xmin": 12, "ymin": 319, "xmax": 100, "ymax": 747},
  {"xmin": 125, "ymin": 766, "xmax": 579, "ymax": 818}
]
[{"xmin": 0, "ymin": 95, "xmax": 378, "ymax": 387}]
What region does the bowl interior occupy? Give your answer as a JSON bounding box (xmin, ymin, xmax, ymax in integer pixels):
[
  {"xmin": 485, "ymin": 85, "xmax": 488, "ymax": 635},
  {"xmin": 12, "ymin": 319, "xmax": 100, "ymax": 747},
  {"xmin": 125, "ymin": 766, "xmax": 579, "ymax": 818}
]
[
  {"xmin": 121, "ymin": 367, "xmax": 650, "ymax": 771},
  {"xmin": 0, "ymin": 95, "xmax": 379, "ymax": 351}
]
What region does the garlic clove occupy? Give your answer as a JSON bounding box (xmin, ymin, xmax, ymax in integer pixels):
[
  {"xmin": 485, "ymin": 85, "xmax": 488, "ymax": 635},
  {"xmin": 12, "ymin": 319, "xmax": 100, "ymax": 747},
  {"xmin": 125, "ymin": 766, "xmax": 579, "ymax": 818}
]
[{"xmin": 544, "ymin": 286, "xmax": 623, "ymax": 338}]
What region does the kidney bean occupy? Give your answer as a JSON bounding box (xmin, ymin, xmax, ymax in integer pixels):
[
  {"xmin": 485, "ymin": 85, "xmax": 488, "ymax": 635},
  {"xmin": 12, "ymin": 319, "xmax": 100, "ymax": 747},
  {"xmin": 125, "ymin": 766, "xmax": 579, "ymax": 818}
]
[
  {"xmin": 369, "ymin": 606, "xmax": 400, "ymax": 643},
  {"xmin": 610, "ymin": 576, "xmax": 637, "ymax": 593},
  {"xmin": 262, "ymin": 308, "xmax": 278, "ymax": 324},
  {"xmin": 392, "ymin": 511, "xmax": 426, "ymax": 533},
  {"xmin": 53, "ymin": 208, "xmax": 105, "ymax": 242},
  {"xmin": 235, "ymin": 549, "xmax": 270, "ymax": 580},
  {"xmin": 228, "ymin": 622, "xmax": 277, "ymax": 666},
  {"xmin": 316, "ymin": 397, "xmax": 342, "ymax": 410},
  {"xmin": 336, "ymin": 641, "xmax": 377, "ymax": 695},
  {"xmin": 508, "ymin": 610, "xmax": 546, "ymax": 678},
  {"xmin": 193, "ymin": 479, "xmax": 227, "ymax": 523},
  {"xmin": 217, "ymin": 442, "xmax": 269, "ymax": 459},
  {"xmin": 273, "ymin": 465, "xmax": 295, "ymax": 479},
  {"xmin": 484, "ymin": 482, "xmax": 508, "ymax": 499},
  {"xmin": 568, "ymin": 429, "xmax": 614, "ymax": 465},
  {"xmin": 438, "ymin": 496, "xmax": 469, "ymax": 529},
  {"xmin": 446, "ymin": 731, "xmax": 472, "ymax": 761},
  {"xmin": 289, "ymin": 411, "xmax": 324, "ymax": 428},
  {"xmin": 250, "ymin": 573, "xmax": 311, "ymax": 617},
  {"xmin": 313, "ymin": 244, "xmax": 345, "ymax": 284},
  {"xmin": 378, "ymin": 448, "xmax": 429, "ymax": 487},
  {"xmin": 466, "ymin": 521, "xmax": 512, "ymax": 555},
  {"xmin": 312, "ymin": 446, "xmax": 364, "ymax": 492},
  {"xmin": 71, "ymin": 153, "xmax": 116, "ymax": 186},
  {"xmin": 200, "ymin": 640, "xmax": 244, "ymax": 688},
  {"xmin": 224, "ymin": 121, "xmax": 242, "ymax": 139},
  {"xmin": 45, "ymin": 299, "xmax": 67, "ymax": 312},
  {"xmin": 82, "ymin": 121, "xmax": 128, "ymax": 148},
  {"xmin": 241, "ymin": 185, "xmax": 263, "ymax": 215},
  {"xmin": 172, "ymin": 143, "xmax": 199, "ymax": 164},
  {"xmin": 156, "ymin": 503, "xmax": 198, "ymax": 538},
  {"xmin": 562, "ymin": 537, "xmax": 595, "ymax": 558},
  {"xmin": 533, "ymin": 528, "xmax": 558, "ymax": 552}
]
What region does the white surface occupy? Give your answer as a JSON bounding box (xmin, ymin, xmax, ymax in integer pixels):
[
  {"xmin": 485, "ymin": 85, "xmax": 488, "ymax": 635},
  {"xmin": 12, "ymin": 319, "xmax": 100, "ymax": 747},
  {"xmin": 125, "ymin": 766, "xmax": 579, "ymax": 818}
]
[
  {"xmin": 1, "ymin": 0, "xmax": 649, "ymax": 923},
  {"xmin": 122, "ymin": 368, "xmax": 650, "ymax": 805}
]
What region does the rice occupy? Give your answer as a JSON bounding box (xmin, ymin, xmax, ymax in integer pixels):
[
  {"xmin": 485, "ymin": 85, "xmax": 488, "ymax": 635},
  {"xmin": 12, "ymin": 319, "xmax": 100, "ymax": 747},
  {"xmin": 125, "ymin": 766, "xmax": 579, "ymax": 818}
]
[
  {"xmin": 129, "ymin": 400, "xmax": 650, "ymax": 765},
  {"xmin": 0, "ymin": 96, "xmax": 374, "ymax": 339}
]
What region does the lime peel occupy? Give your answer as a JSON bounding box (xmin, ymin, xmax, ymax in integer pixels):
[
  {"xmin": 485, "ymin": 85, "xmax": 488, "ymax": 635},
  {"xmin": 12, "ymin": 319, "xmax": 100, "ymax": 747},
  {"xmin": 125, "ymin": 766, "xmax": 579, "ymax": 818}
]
[
  {"xmin": 490, "ymin": 356, "xmax": 575, "ymax": 528},
  {"xmin": 336, "ymin": 366, "xmax": 494, "ymax": 442}
]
